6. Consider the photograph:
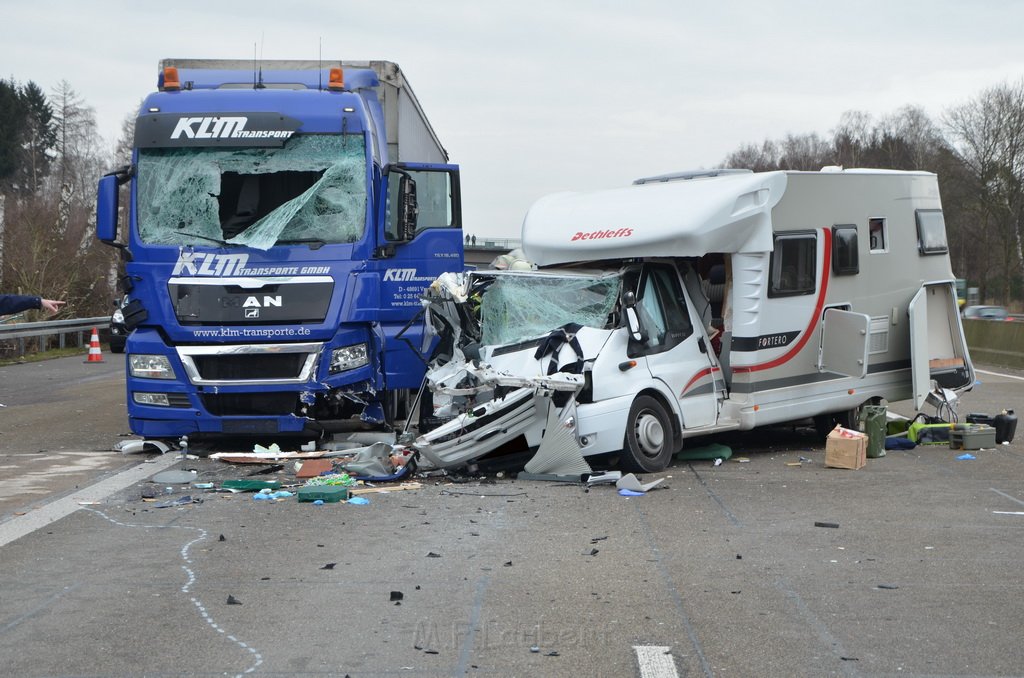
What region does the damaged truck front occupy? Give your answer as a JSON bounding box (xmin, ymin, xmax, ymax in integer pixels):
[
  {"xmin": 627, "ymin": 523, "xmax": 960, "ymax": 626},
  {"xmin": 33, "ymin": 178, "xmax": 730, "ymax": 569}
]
[
  {"xmin": 417, "ymin": 169, "xmax": 975, "ymax": 473},
  {"xmin": 96, "ymin": 60, "xmax": 462, "ymax": 440}
]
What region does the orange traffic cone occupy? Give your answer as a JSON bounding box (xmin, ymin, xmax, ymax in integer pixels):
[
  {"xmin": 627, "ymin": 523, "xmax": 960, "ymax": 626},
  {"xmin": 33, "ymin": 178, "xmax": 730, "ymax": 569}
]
[{"xmin": 84, "ymin": 327, "xmax": 104, "ymax": 363}]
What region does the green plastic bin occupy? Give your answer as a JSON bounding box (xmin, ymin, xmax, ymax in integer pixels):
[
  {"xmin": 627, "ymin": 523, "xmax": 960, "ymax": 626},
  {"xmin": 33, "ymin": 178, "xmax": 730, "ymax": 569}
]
[{"xmin": 861, "ymin": 405, "xmax": 887, "ymax": 458}]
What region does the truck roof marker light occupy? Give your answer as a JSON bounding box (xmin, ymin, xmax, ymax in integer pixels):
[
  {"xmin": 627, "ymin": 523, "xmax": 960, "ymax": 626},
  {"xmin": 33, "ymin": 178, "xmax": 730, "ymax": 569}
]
[
  {"xmin": 161, "ymin": 67, "xmax": 181, "ymax": 91},
  {"xmin": 328, "ymin": 67, "xmax": 344, "ymax": 91}
]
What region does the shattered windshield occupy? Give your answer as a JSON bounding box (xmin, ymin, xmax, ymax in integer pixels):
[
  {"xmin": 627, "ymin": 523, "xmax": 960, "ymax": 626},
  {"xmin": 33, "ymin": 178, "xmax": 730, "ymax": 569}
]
[
  {"xmin": 479, "ymin": 273, "xmax": 621, "ymax": 346},
  {"xmin": 136, "ymin": 135, "xmax": 366, "ymax": 250}
]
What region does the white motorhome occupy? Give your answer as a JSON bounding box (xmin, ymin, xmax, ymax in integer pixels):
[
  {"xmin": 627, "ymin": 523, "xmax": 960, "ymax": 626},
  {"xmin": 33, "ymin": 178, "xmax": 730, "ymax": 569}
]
[{"xmin": 416, "ymin": 169, "xmax": 974, "ymax": 473}]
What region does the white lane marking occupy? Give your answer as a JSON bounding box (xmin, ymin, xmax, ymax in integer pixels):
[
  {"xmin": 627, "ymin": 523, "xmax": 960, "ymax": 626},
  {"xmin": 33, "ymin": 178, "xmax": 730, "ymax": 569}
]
[
  {"xmin": 0, "ymin": 453, "xmax": 181, "ymax": 547},
  {"xmin": 975, "ymin": 368, "xmax": 1024, "ymax": 382},
  {"xmin": 990, "ymin": 488, "xmax": 1024, "ymax": 507},
  {"xmin": 993, "ymin": 511, "xmax": 1024, "ymax": 515},
  {"xmin": 634, "ymin": 645, "xmax": 680, "ymax": 678}
]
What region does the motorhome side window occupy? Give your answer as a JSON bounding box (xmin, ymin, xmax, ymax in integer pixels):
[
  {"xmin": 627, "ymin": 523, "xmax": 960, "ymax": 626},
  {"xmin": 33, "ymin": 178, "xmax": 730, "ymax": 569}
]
[
  {"xmin": 916, "ymin": 210, "xmax": 949, "ymax": 255},
  {"xmin": 628, "ymin": 265, "xmax": 693, "ymax": 355},
  {"xmin": 868, "ymin": 217, "xmax": 887, "ymax": 253},
  {"xmin": 832, "ymin": 224, "xmax": 858, "ymax": 275},
  {"xmin": 768, "ymin": 233, "xmax": 816, "ymax": 297}
]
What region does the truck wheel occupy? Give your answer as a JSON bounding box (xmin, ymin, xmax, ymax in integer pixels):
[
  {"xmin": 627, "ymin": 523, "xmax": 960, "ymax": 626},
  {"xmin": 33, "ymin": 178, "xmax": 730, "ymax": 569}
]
[{"xmin": 621, "ymin": 395, "xmax": 675, "ymax": 473}]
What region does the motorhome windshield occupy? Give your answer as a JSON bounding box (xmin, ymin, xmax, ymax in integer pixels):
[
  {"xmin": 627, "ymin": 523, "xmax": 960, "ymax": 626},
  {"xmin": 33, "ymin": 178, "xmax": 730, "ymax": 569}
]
[
  {"xmin": 136, "ymin": 135, "xmax": 367, "ymax": 249},
  {"xmin": 479, "ymin": 272, "xmax": 621, "ymax": 346}
]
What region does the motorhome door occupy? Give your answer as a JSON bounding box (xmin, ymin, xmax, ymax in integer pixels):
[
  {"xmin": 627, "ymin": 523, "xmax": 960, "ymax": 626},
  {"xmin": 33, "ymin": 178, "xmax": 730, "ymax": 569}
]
[
  {"xmin": 908, "ymin": 282, "xmax": 974, "ymax": 410},
  {"xmin": 627, "ymin": 264, "xmax": 719, "ymax": 429},
  {"xmin": 818, "ymin": 308, "xmax": 870, "ymax": 378}
]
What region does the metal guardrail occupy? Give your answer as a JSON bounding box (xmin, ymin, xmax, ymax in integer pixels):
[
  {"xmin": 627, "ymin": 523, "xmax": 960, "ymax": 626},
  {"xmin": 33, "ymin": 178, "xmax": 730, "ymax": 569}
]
[{"xmin": 0, "ymin": 316, "xmax": 110, "ymax": 356}]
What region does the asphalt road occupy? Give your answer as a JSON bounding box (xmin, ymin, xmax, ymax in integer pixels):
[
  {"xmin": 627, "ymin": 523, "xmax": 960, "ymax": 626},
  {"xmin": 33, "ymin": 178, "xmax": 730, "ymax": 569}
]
[{"xmin": 0, "ymin": 355, "xmax": 1022, "ymax": 677}]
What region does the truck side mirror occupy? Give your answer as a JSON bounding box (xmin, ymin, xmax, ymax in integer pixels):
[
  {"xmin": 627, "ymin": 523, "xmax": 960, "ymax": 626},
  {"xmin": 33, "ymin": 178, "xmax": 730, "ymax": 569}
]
[
  {"xmin": 96, "ymin": 174, "xmax": 120, "ymax": 243},
  {"xmin": 398, "ymin": 174, "xmax": 419, "ymax": 241}
]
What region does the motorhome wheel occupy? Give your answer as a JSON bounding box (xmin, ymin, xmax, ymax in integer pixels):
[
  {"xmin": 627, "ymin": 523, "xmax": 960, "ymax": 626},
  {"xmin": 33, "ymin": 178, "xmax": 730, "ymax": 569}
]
[
  {"xmin": 813, "ymin": 408, "xmax": 858, "ymax": 439},
  {"xmin": 622, "ymin": 395, "xmax": 675, "ymax": 473}
]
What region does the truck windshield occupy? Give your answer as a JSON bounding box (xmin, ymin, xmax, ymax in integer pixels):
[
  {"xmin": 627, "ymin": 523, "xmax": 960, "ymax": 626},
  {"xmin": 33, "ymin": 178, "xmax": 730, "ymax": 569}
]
[
  {"xmin": 478, "ymin": 272, "xmax": 621, "ymax": 346},
  {"xmin": 136, "ymin": 135, "xmax": 366, "ymax": 249}
]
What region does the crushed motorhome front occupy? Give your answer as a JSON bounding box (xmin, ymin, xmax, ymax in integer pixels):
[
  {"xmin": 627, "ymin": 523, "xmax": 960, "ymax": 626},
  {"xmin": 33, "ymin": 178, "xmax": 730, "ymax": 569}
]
[{"xmin": 416, "ymin": 169, "xmax": 974, "ymax": 473}]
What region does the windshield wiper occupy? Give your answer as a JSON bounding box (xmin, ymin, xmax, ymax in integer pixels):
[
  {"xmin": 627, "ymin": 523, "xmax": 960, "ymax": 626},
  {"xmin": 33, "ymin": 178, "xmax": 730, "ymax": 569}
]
[
  {"xmin": 175, "ymin": 231, "xmax": 236, "ymax": 247},
  {"xmin": 276, "ymin": 238, "xmax": 327, "ymax": 250}
]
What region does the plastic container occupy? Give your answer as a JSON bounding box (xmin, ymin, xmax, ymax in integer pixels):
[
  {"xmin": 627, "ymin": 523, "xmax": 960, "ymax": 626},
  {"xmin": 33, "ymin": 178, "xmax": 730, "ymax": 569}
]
[
  {"xmin": 297, "ymin": 485, "xmax": 349, "ymax": 503},
  {"xmin": 861, "ymin": 405, "xmax": 887, "ymax": 458},
  {"xmin": 949, "ymin": 424, "xmax": 997, "ymax": 450},
  {"xmin": 994, "ymin": 409, "xmax": 1017, "ymax": 444}
]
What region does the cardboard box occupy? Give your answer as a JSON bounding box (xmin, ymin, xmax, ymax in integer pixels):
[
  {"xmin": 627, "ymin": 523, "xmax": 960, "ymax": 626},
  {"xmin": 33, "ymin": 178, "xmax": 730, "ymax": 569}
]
[{"xmin": 825, "ymin": 426, "xmax": 867, "ymax": 469}]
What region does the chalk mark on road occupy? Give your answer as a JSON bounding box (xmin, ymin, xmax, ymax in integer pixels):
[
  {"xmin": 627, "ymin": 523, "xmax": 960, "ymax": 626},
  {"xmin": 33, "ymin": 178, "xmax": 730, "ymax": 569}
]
[{"xmin": 83, "ymin": 507, "xmax": 264, "ymax": 678}]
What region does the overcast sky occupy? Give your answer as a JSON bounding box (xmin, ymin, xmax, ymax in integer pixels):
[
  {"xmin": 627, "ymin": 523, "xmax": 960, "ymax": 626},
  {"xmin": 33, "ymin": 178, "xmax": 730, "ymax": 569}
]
[{"xmin": 3, "ymin": 1, "xmax": 1024, "ymax": 238}]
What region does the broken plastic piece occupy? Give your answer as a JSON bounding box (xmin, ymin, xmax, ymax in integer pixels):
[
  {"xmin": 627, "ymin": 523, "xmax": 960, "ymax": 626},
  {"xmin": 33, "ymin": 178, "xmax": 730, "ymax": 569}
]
[
  {"xmin": 586, "ymin": 471, "xmax": 622, "ymax": 486},
  {"xmin": 154, "ymin": 495, "xmax": 198, "ymax": 508},
  {"xmin": 347, "ymin": 496, "xmax": 370, "ymax": 505},
  {"xmin": 618, "ymin": 488, "xmax": 645, "ymax": 497},
  {"xmin": 115, "ymin": 439, "xmax": 171, "ymax": 455},
  {"xmin": 615, "ymin": 473, "xmax": 665, "ymax": 493},
  {"xmin": 956, "ymin": 453, "xmax": 975, "ymax": 460},
  {"xmin": 152, "ymin": 469, "xmax": 198, "ymax": 484},
  {"xmin": 222, "ymin": 479, "xmax": 282, "ymax": 492},
  {"xmin": 523, "ymin": 401, "xmax": 592, "ymax": 477}
]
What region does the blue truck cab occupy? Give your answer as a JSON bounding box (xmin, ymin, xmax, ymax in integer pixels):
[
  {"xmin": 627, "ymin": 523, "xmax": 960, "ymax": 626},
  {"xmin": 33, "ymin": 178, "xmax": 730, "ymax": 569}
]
[{"xmin": 96, "ymin": 59, "xmax": 462, "ymax": 439}]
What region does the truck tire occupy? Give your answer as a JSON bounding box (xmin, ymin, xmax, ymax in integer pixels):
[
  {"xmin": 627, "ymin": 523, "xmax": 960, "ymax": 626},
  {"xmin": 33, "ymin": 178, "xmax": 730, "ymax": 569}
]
[{"xmin": 621, "ymin": 395, "xmax": 675, "ymax": 473}]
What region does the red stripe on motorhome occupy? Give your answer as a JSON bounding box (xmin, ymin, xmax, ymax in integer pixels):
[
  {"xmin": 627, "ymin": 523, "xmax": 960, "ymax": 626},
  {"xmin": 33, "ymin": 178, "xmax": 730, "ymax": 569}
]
[
  {"xmin": 732, "ymin": 227, "xmax": 832, "ymax": 375},
  {"xmin": 680, "ymin": 365, "xmax": 721, "ymax": 396}
]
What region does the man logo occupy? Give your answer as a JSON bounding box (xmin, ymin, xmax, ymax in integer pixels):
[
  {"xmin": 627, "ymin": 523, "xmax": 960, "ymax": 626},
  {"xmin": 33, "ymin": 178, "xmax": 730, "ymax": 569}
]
[
  {"xmin": 243, "ymin": 296, "xmax": 282, "ymax": 308},
  {"xmin": 245, "ymin": 308, "xmax": 260, "ymax": 319}
]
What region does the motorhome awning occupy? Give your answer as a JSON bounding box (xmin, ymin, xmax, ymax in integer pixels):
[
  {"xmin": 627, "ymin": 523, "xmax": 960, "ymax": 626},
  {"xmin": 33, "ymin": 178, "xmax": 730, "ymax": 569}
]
[{"xmin": 521, "ymin": 171, "xmax": 788, "ymax": 266}]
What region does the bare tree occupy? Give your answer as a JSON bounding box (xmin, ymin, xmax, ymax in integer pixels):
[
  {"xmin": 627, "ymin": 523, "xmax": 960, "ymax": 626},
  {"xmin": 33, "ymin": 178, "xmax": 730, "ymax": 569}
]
[
  {"xmin": 723, "ymin": 139, "xmax": 780, "ymax": 172},
  {"xmin": 831, "ymin": 110, "xmax": 873, "ymax": 168},
  {"xmin": 944, "ymin": 80, "xmax": 1024, "ymax": 305}
]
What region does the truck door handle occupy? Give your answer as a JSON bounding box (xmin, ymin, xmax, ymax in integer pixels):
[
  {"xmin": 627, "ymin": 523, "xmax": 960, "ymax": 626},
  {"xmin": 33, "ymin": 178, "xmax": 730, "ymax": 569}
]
[{"xmin": 698, "ymin": 337, "xmax": 707, "ymax": 354}]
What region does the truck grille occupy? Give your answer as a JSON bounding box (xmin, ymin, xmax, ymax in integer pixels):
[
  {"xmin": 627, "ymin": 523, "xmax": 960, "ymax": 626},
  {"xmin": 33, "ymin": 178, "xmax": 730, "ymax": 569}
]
[
  {"xmin": 177, "ymin": 342, "xmax": 322, "ymax": 385},
  {"xmin": 202, "ymin": 393, "xmax": 299, "ymax": 416},
  {"xmin": 192, "ymin": 354, "xmax": 307, "ymax": 380}
]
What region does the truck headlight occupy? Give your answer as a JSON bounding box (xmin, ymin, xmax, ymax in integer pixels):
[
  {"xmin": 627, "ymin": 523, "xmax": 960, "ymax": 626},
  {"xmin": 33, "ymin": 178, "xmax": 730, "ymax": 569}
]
[
  {"xmin": 112, "ymin": 308, "xmax": 125, "ymax": 323},
  {"xmin": 330, "ymin": 343, "xmax": 369, "ymax": 374},
  {"xmin": 129, "ymin": 354, "xmax": 175, "ymax": 379}
]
